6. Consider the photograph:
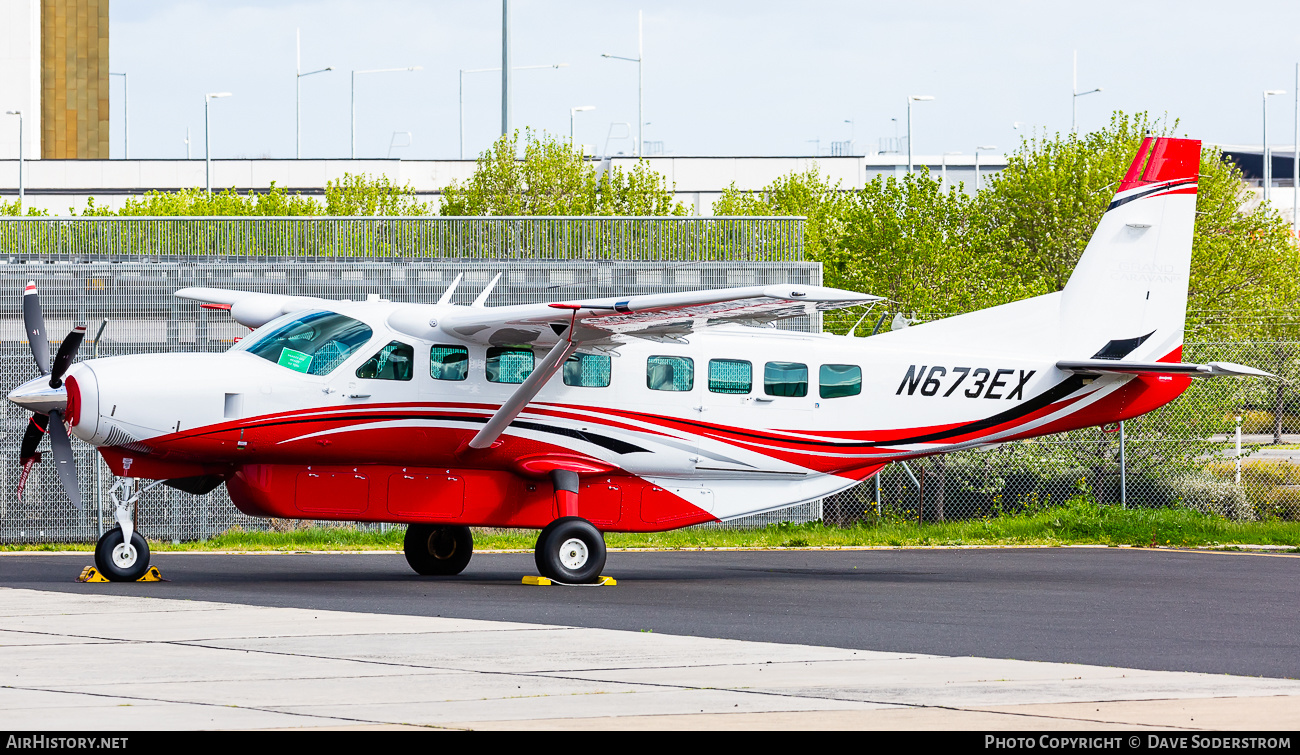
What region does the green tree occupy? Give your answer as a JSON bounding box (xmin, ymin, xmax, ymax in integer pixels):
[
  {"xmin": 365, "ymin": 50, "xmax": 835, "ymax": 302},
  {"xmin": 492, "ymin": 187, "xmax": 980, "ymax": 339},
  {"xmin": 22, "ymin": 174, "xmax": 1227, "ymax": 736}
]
[
  {"xmin": 324, "ymin": 174, "xmax": 428, "ymax": 216},
  {"xmin": 0, "ymin": 199, "xmax": 48, "ymax": 216},
  {"xmin": 980, "ymin": 112, "xmax": 1300, "ymax": 338},
  {"xmin": 712, "ymin": 165, "xmax": 848, "ymax": 262},
  {"xmin": 441, "ymin": 130, "xmax": 686, "ymax": 216}
]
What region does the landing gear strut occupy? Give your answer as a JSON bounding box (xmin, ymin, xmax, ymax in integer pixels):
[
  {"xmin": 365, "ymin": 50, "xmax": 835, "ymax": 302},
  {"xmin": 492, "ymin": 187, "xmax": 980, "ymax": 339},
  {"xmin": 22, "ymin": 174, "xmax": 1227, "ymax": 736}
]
[{"xmin": 93, "ymin": 477, "xmax": 161, "ymax": 582}]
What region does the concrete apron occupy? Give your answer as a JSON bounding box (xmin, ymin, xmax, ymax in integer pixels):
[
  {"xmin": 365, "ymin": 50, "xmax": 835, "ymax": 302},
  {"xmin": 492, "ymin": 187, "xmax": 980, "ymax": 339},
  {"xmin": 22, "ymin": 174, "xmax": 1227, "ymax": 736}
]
[{"xmin": 0, "ymin": 587, "xmax": 1296, "ymax": 731}]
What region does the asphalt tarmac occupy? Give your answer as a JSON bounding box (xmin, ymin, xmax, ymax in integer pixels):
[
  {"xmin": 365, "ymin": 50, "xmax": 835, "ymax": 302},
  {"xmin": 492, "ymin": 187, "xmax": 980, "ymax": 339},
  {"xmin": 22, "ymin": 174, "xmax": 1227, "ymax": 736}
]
[{"xmin": 4, "ymin": 546, "xmax": 1297, "ymax": 680}]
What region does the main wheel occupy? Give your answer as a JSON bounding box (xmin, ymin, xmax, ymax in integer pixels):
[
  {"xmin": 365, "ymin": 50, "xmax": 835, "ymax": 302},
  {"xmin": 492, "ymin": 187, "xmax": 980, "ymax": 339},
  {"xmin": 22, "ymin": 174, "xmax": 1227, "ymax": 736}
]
[
  {"xmin": 535, "ymin": 517, "xmax": 606, "ymax": 584},
  {"xmin": 404, "ymin": 524, "xmax": 473, "ymax": 576},
  {"xmin": 93, "ymin": 527, "xmax": 151, "ymax": 582}
]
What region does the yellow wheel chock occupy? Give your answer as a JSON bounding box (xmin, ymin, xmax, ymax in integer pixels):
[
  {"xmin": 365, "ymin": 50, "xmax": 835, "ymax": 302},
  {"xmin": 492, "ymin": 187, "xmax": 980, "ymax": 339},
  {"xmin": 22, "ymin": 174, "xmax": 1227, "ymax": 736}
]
[
  {"xmin": 77, "ymin": 566, "xmax": 165, "ymax": 583},
  {"xmin": 523, "ymin": 575, "xmax": 616, "ymax": 586}
]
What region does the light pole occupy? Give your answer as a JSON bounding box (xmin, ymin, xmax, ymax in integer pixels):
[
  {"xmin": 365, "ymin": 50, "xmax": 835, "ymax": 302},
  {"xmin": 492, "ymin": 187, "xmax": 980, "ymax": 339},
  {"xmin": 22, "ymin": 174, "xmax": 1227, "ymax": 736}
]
[
  {"xmin": 974, "ymin": 144, "xmax": 996, "ymax": 192},
  {"xmin": 1294, "ymin": 64, "xmax": 1299, "ymax": 232},
  {"xmin": 5, "ymin": 111, "xmax": 21, "ymax": 208},
  {"xmin": 501, "ymin": 0, "xmax": 510, "ymax": 137},
  {"xmin": 906, "ymin": 95, "xmax": 934, "ymax": 174},
  {"xmin": 460, "ymin": 63, "xmax": 567, "ymax": 159},
  {"xmin": 845, "ymin": 119, "xmax": 855, "ymax": 155},
  {"xmin": 602, "ymin": 9, "xmax": 644, "ymax": 157},
  {"xmin": 295, "ymin": 29, "xmax": 333, "ymax": 159},
  {"xmin": 570, "ymin": 105, "xmax": 595, "ymax": 143},
  {"xmin": 1263, "ymin": 89, "xmax": 1285, "ymax": 202},
  {"xmin": 110, "ymin": 72, "xmax": 128, "ymax": 158},
  {"xmin": 1071, "ymin": 51, "xmax": 1102, "ymax": 133},
  {"xmin": 204, "ymin": 92, "xmax": 232, "ymax": 193},
  {"xmin": 351, "ymin": 66, "xmax": 421, "ymax": 159}
]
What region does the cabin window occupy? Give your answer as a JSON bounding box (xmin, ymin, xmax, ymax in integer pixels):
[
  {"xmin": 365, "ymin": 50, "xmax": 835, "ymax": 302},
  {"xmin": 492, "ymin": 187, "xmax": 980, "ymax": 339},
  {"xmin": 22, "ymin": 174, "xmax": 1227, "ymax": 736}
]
[
  {"xmin": 708, "ymin": 359, "xmax": 752, "ymax": 394},
  {"xmin": 356, "ymin": 341, "xmax": 414, "ymax": 381},
  {"xmin": 820, "ymin": 364, "xmax": 862, "ymax": 398},
  {"xmin": 647, "ymin": 356, "xmax": 694, "ymax": 391},
  {"xmin": 486, "ymin": 346, "xmax": 535, "ymax": 384},
  {"xmin": 430, "ymin": 345, "xmax": 469, "ymax": 381},
  {"xmin": 245, "ymin": 310, "xmax": 373, "ymax": 376},
  {"xmin": 564, "ymin": 353, "xmax": 612, "ymax": 387},
  {"xmin": 764, "ymin": 361, "xmax": 808, "ymax": 397}
]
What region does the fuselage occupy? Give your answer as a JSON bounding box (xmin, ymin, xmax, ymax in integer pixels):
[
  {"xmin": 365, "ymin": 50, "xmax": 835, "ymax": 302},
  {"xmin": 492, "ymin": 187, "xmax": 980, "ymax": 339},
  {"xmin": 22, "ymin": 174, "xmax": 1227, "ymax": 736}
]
[{"xmin": 48, "ymin": 296, "xmax": 1191, "ymax": 530}]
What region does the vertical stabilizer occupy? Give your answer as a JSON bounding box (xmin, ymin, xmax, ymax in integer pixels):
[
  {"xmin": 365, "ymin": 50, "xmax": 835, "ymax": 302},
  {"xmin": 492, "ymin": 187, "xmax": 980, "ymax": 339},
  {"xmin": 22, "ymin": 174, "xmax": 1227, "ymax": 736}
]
[{"xmin": 1058, "ymin": 137, "xmax": 1201, "ymax": 362}]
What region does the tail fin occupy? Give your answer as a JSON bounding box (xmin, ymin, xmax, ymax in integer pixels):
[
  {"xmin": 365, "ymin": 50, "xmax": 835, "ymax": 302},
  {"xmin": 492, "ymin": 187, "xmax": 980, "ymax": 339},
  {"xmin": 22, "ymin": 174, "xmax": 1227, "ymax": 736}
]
[{"xmin": 1058, "ymin": 137, "xmax": 1200, "ymax": 363}]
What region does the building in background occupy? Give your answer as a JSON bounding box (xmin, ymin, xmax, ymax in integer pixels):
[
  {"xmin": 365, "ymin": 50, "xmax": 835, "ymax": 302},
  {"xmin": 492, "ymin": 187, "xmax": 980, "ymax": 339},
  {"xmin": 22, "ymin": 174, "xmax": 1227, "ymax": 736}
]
[
  {"xmin": 41, "ymin": 0, "xmax": 110, "ymax": 159},
  {"xmin": 0, "ymin": 0, "xmax": 109, "ymax": 162},
  {"xmin": 0, "ymin": 154, "xmax": 1010, "ymax": 215}
]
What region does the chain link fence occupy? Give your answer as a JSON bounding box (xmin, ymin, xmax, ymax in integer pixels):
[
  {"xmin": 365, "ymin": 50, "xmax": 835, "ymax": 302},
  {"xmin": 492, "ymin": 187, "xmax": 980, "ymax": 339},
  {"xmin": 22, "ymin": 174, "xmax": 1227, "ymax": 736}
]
[{"xmin": 823, "ymin": 341, "xmax": 1300, "ymax": 526}]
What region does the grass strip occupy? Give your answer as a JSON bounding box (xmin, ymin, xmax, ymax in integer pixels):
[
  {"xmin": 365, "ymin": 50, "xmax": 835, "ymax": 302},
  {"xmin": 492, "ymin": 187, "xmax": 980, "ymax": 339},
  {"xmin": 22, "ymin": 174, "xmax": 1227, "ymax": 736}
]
[{"xmin": 5, "ymin": 500, "xmax": 1299, "ymax": 553}]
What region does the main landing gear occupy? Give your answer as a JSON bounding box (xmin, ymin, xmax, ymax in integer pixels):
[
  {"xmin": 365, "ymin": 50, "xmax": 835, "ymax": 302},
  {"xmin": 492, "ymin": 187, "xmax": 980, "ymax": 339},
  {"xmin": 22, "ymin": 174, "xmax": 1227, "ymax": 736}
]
[
  {"xmin": 93, "ymin": 477, "xmax": 162, "ymax": 582},
  {"xmin": 534, "ymin": 517, "xmax": 607, "ymax": 584},
  {"xmin": 404, "ymin": 524, "xmax": 474, "ymax": 575},
  {"xmin": 401, "ymin": 470, "xmax": 611, "ymax": 585},
  {"xmin": 532, "ymin": 469, "xmax": 608, "ymax": 584}
]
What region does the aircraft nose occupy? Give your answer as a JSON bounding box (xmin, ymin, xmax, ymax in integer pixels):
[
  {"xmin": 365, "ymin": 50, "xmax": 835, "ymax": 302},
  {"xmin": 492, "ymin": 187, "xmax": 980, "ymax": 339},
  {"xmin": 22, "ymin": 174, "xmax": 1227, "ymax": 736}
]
[{"xmin": 7, "ymin": 375, "xmax": 67, "ymax": 415}]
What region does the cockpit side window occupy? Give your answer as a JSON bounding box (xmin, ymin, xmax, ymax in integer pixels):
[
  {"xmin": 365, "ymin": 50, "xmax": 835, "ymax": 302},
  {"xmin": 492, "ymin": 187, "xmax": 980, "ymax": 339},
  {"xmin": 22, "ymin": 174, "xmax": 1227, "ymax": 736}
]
[
  {"xmin": 356, "ymin": 341, "xmax": 414, "ymax": 381},
  {"xmin": 245, "ymin": 311, "xmax": 373, "ymax": 376}
]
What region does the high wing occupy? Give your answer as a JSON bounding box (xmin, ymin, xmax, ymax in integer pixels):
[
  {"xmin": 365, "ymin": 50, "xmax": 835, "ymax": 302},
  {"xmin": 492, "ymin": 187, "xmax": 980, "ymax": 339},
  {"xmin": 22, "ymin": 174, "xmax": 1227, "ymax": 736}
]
[
  {"xmin": 434, "ymin": 284, "xmax": 881, "ymax": 347},
  {"xmin": 176, "ymin": 282, "xmax": 880, "ymax": 450},
  {"xmin": 1056, "ymin": 359, "xmax": 1276, "ymax": 379}
]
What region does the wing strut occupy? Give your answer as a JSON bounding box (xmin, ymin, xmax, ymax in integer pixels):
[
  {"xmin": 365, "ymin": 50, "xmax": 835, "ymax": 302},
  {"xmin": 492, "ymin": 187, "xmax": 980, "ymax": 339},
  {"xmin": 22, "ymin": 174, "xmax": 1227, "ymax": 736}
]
[{"xmin": 467, "ymin": 312, "xmax": 583, "ymax": 450}]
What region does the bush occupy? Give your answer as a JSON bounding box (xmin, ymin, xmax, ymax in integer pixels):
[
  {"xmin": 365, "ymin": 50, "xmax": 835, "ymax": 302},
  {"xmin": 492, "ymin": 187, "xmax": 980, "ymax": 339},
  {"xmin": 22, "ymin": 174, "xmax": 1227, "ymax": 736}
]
[{"xmin": 1153, "ymin": 471, "xmax": 1254, "ymax": 520}]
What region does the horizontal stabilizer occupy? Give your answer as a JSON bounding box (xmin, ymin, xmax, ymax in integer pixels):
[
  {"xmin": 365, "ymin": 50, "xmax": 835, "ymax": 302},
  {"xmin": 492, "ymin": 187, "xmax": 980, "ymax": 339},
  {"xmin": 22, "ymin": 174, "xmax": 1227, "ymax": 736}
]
[{"xmin": 1056, "ymin": 360, "xmax": 1276, "ymax": 379}]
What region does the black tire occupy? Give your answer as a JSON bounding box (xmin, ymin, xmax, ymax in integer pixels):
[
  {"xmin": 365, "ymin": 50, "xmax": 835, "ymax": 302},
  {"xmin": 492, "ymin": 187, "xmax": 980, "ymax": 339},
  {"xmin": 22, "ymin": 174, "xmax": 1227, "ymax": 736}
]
[
  {"xmin": 404, "ymin": 524, "xmax": 473, "ymax": 576},
  {"xmin": 93, "ymin": 527, "xmax": 151, "ymax": 582},
  {"xmin": 535, "ymin": 517, "xmax": 606, "ymax": 584}
]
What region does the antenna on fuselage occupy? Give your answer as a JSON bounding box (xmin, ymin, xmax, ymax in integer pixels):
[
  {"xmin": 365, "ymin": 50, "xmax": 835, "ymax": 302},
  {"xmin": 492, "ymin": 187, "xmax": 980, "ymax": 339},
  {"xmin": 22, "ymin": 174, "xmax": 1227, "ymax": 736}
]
[
  {"xmin": 437, "ymin": 273, "xmax": 464, "ymax": 305},
  {"xmin": 471, "ymin": 272, "xmax": 502, "ymax": 308}
]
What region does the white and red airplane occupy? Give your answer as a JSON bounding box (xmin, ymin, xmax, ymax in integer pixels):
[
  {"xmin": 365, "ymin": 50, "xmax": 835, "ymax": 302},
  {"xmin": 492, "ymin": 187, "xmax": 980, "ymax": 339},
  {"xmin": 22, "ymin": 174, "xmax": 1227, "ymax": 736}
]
[{"xmin": 7, "ymin": 137, "xmax": 1270, "ymax": 582}]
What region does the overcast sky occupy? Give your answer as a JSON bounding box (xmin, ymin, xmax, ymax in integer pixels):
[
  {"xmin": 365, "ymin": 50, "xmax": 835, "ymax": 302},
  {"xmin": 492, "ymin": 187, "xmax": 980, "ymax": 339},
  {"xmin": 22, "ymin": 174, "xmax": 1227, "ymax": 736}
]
[{"xmin": 108, "ymin": 0, "xmax": 1300, "ymax": 161}]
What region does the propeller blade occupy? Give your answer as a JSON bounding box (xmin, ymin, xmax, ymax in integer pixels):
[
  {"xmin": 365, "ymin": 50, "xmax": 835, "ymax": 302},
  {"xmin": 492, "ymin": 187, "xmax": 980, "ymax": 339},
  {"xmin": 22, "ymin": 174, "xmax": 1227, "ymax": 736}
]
[
  {"xmin": 19, "ymin": 413, "xmax": 48, "ymax": 463},
  {"xmin": 22, "ymin": 281, "xmax": 50, "ymax": 376},
  {"xmin": 49, "ymin": 325, "xmax": 87, "ymax": 388},
  {"xmin": 46, "ymin": 410, "xmax": 82, "ymax": 510}
]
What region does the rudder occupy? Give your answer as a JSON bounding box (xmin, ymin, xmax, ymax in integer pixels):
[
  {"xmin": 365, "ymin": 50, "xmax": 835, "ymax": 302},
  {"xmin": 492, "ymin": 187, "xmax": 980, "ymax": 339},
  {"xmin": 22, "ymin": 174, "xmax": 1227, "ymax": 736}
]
[{"xmin": 1058, "ymin": 137, "xmax": 1201, "ymax": 363}]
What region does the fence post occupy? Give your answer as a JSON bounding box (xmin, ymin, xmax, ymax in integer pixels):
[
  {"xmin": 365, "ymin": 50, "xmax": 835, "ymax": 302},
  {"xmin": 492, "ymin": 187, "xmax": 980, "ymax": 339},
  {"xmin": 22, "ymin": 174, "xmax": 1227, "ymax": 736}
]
[
  {"xmin": 1119, "ymin": 420, "xmax": 1127, "ymax": 508},
  {"xmin": 1236, "ymin": 414, "xmax": 1243, "ymax": 486}
]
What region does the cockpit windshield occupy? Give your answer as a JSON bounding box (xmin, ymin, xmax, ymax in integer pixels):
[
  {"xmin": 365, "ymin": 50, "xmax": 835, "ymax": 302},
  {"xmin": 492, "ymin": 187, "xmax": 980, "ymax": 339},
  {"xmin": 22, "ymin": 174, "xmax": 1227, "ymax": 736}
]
[{"xmin": 243, "ymin": 310, "xmax": 373, "ymax": 375}]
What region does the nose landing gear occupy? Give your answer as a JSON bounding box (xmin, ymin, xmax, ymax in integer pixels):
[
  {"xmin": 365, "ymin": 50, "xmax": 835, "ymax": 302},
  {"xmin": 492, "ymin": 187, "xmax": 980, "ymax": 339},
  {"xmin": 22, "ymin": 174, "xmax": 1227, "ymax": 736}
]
[{"xmin": 93, "ymin": 477, "xmax": 164, "ymax": 582}]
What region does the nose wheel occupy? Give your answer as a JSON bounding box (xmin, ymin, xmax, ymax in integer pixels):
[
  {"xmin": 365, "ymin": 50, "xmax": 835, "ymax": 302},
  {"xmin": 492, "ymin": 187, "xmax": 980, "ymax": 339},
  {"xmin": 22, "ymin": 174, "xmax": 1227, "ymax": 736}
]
[
  {"xmin": 534, "ymin": 517, "xmax": 607, "ymax": 584},
  {"xmin": 94, "ymin": 526, "xmax": 151, "ymax": 582}
]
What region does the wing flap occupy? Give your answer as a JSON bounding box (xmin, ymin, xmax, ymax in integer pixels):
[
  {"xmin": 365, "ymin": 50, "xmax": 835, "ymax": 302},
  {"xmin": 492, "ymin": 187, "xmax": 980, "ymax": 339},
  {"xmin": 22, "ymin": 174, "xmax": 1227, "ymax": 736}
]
[{"xmin": 438, "ymin": 284, "xmax": 879, "ymax": 345}]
